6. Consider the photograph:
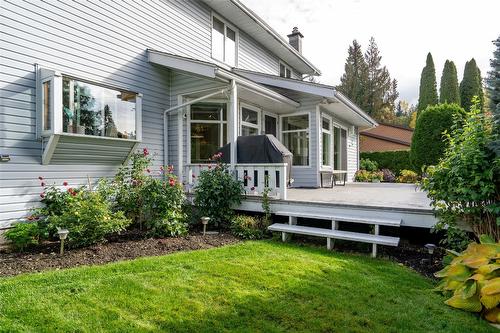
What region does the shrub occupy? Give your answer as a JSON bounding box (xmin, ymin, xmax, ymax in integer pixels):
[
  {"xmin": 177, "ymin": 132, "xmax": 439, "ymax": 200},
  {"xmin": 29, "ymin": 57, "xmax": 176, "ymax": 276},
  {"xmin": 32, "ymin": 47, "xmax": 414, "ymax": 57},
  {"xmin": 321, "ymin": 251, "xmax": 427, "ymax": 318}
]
[
  {"xmin": 397, "ymin": 170, "xmax": 418, "ymax": 183},
  {"xmin": 360, "ymin": 150, "xmax": 414, "ymax": 175},
  {"xmin": 194, "ymin": 154, "xmax": 244, "ymax": 228},
  {"xmin": 421, "ymin": 98, "xmax": 500, "ymax": 241},
  {"xmin": 354, "ymin": 170, "xmax": 383, "ymax": 182},
  {"xmin": 4, "ymin": 222, "xmax": 42, "ymax": 251},
  {"xmin": 434, "ymin": 236, "xmax": 500, "ymax": 323},
  {"xmin": 381, "ymin": 168, "xmax": 396, "ymax": 182},
  {"xmin": 410, "ymin": 103, "xmax": 465, "ymax": 170},
  {"xmin": 48, "ymin": 190, "xmax": 131, "ymax": 248},
  {"xmin": 360, "ymin": 158, "xmax": 378, "ymax": 172},
  {"xmin": 230, "ymin": 215, "xmax": 268, "ymax": 240}
]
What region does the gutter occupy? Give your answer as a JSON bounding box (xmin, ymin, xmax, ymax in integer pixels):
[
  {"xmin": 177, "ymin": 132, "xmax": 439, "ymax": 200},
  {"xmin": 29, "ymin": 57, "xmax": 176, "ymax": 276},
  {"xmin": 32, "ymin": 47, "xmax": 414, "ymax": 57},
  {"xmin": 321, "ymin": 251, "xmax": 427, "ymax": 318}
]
[{"xmin": 334, "ymin": 91, "xmax": 378, "ymax": 127}]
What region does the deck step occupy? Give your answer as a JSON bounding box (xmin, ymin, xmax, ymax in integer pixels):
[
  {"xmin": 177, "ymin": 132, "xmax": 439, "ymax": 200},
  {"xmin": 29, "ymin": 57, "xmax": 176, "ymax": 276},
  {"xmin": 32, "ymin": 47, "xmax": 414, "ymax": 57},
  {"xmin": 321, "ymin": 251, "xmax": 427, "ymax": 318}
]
[
  {"xmin": 273, "ymin": 211, "xmax": 401, "ymax": 227},
  {"xmin": 268, "ymin": 223, "xmax": 400, "ymax": 247}
]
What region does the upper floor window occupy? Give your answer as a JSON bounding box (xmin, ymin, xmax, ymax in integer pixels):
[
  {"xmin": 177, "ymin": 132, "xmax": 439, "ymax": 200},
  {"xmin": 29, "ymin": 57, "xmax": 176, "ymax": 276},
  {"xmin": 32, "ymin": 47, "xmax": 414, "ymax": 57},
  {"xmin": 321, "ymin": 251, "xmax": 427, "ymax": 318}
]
[
  {"xmin": 280, "ymin": 62, "xmax": 291, "ymax": 78},
  {"xmin": 212, "ymin": 15, "xmax": 237, "ymax": 67}
]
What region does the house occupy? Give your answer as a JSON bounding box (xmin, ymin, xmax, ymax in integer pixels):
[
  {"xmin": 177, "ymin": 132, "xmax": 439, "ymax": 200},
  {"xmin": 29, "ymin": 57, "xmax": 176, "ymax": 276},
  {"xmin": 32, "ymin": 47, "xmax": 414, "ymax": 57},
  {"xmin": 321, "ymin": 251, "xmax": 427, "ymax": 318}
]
[
  {"xmin": 0, "ymin": 0, "xmax": 376, "ymax": 229},
  {"xmin": 360, "ymin": 124, "xmax": 413, "ymax": 152}
]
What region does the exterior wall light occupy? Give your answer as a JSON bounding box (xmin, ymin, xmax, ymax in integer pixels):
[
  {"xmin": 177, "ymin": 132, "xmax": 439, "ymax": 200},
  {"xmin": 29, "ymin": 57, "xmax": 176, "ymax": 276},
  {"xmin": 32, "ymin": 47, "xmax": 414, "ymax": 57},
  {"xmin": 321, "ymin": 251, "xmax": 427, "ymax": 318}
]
[
  {"xmin": 201, "ymin": 217, "xmax": 210, "ymax": 236},
  {"xmin": 57, "ymin": 228, "xmax": 69, "ymax": 255}
]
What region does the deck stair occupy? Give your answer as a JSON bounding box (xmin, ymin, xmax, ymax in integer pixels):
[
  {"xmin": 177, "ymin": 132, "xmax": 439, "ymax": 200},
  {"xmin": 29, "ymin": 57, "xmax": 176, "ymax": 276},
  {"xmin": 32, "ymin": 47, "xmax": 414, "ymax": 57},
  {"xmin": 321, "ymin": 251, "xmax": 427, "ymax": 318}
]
[{"xmin": 269, "ymin": 211, "xmax": 401, "ymax": 257}]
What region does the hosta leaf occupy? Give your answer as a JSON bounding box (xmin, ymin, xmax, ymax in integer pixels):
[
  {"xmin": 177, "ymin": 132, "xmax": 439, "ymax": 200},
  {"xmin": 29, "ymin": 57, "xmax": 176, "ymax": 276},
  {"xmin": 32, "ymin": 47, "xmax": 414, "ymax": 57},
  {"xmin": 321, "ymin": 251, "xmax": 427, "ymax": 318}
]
[
  {"xmin": 458, "ymin": 280, "xmax": 477, "ymax": 299},
  {"xmin": 468, "ymin": 273, "xmax": 486, "ymax": 281},
  {"xmin": 434, "ymin": 266, "xmax": 449, "ymax": 278},
  {"xmin": 462, "ymin": 256, "xmax": 490, "ymax": 269},
  {"xmin": 445, "ymin": 249, "xmax": 461, "ymax": 257},
  {"xmin": 481, "ymin": 278, "xmax": 500, "ymax": 296},
  {"xmin": 447, "ymin": 264, "xmax": 471, "ymax": 281},
  {"xmin": 481, "ymin": 294, "xmax": 500, "ymax": 309},
  {"xmin": 477, "ymin": 264, "xmax": 500, "ymax": 275},
  {"xmin": 445, "ymin": 294, "xmax": 482, "ymax": 312},
  {"xmin": 445, "ymin": 280, "xmax": 464, "ymax": 291},
  {"xmin": 484, "ymin": 308, "xmax": 500, "ymax": 323}
]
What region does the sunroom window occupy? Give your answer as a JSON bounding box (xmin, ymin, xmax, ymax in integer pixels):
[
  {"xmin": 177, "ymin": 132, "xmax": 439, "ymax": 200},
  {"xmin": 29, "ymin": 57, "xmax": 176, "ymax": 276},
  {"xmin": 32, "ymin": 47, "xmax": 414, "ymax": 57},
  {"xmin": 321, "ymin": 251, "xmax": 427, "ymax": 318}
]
[
  {"xmin": 190, "ymin": 102, "xmax": 227, "ymax": 163},
  {"xmin": 282, "ymin": 114, "xmax": 309, "ymax": 166},
  {"xmin": 240, "ymin": 106, "xmax": 260, "ymax": 136},
  {"xmin": 212, "ymin": 16, "xmax": 237, "ymax": 67}
]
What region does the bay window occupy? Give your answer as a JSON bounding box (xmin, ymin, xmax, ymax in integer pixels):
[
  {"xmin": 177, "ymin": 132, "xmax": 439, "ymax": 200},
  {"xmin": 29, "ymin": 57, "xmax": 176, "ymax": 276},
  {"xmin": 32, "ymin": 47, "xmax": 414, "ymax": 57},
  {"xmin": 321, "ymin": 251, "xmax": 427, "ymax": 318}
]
[
  {"xmin": 212, "ymin": 15, "xmax": 237, "ymax": 67},
  {"xmin": 282, "ymin": 114, "xmax": 309, "ymax": 166},
  {"xmin": 190, "ymin": 102, "xmax": 227, "ymax": 163}
]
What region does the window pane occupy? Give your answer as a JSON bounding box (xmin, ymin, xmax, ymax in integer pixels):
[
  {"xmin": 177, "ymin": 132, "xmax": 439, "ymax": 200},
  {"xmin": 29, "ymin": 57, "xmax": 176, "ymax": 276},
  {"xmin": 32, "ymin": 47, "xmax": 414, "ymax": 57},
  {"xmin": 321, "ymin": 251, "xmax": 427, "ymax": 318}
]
[
  {"xmin": 242, "ymin": 125, "xmax": 258, "ymax": 136},
  {"xmin": 191, "ymin": 103, "xmax": 226, "ymax": 121},
  {"xmin": 341, "ymin": 128, "xmax": 347, "ymax": 170},
  {"xmin": 212, "ymin": 17, "xmax": 224, "ymax": 62},
  {"xmin": 283, "ymin": 131, "xmax": 309, "ymax": 166},
  {"xmin": 322, "ymin": 132, "xmax": 331, "ymax": 166},
  {"xmin": 42, "ymin": 81, "xmax": 51, "ymax": 131},
  {"xmin": 282, "ymin": 114, "xmax": 308, "ymax": 131},
  {"xmin": 286, "ymin": 68, "xmax": 291, "ymax": 78},
  {"xmin": 264, "ymin": 115, "xmax": 277, "ymax": 136},
  {"xmin": 241, "ymin": 107, "xmax": 258, "ymax": 125},
  {"xmin": 333, "ymin": 127, "xmax": 341, "ymax": 169},
  {"xmin": 190, "ymin": 122, "xmax": 220, "ymax": 163},
  {"xmin": 225, "ymin": 36, "xmax": 236, "ymax": 67},
  {"xmin": 322, "ymin": 117, "xmax": 330, "ymax": 131},
  {"xmin": 62, "ymin": 78, "xmax": 136, "ymax": 139},
  {"xmin": 280, "ymin": 64, "xmax": 286, "ymax": 77}
]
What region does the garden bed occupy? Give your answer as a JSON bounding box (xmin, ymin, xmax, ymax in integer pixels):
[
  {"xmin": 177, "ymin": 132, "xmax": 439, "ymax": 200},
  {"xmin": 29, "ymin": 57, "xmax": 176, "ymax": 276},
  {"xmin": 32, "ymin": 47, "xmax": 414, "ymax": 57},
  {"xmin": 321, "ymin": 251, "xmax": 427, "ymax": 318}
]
[{"xmin": 0, "ymin": 232, "xmax": 239, "ymax": 277}]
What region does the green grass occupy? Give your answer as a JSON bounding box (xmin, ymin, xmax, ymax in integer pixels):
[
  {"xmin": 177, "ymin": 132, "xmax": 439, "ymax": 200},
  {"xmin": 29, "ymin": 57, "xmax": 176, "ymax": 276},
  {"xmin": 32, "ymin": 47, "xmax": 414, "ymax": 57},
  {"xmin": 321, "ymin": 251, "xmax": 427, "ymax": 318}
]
[{"xmin": 0, "ymin": 241, "xmax": 494, "ymax": 332}]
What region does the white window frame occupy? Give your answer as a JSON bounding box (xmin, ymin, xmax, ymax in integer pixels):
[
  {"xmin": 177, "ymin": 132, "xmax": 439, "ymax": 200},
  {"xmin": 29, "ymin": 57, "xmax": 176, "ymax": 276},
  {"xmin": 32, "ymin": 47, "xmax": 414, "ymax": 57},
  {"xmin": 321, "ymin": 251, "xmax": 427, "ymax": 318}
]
[
  {"xmin": 239, "ymin": 103, "xmax": 261, "ymax": 136},
  {"xmin": 35, "ymin": 66, "xmax": 142, "ymax": 142},
  {"xmin": 262, "ymin": 111, "xmax": 278, "ymax": 137},
  {"xmin": 279, "ymin": 61, "xmax": 292, "ymax": 78},
  {"xmin": 321, "ymin": 114, "xmax": 333, "ymax": 169},
  {"xmin": 187, "ymin": 99, "xmax": 228, "ymax": 164},
  {"xmin": 211, "ymin": 13, "xmax": 239, "ymax": 67},
  {"xmin": 280, "ymin": 112, "xmax": 311, "ymax": 167},
  {"xmin": 332, "ymin": 121, "xmax": 348, "ymax": 171}
]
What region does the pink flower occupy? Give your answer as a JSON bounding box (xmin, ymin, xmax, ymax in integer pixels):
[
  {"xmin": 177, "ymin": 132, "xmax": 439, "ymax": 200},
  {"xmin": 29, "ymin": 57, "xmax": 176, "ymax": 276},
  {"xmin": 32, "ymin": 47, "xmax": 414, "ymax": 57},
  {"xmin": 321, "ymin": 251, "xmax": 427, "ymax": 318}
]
[
  {"xmin": 40, "ymin": 182, "xmax": 46, "ymax": 187},
  {"xmin": 160, "ymin": 166, "xmax": 164, "ymax": 171},
  {"xmin": 251, "ymin": 187, "xmax": 255, "ymax": 191},
  {"xmin": 63, "ymin": 181, "xmax": 68, "ymax": 186},
  {"xmin": 192, "ymin": 174, "xmax": 196, "ymax": 178},
  {"xmin": 40, "ymin": 192, "xmax": 45, "ymax": 198},
  {"xmin": 143, "ymin": 148, "xmax": 149, "ymax": 156},
  {"xmin": 38, "ymin": 176, "xmax": 43, "ymax": 180},
  {"xmin": 168, "ymin": 165, "xmax": 174, "ymax": 173}
]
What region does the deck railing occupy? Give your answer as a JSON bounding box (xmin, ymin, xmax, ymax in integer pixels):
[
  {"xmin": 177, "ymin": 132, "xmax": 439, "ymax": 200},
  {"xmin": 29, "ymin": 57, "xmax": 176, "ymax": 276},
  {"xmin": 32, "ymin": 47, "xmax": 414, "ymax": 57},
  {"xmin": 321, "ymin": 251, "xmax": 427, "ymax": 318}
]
[{"xmin": 184, "ymin": 163, "xmax": 288, "ymax": 200}]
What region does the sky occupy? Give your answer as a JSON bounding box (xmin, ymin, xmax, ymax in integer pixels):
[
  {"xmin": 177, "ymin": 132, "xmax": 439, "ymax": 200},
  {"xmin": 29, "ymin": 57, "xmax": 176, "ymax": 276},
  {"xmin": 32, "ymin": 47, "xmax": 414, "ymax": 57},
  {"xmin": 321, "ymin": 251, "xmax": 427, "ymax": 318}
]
[{"xmin": 241, "ymin": 0, "xmax": 499, "ymax": 105}]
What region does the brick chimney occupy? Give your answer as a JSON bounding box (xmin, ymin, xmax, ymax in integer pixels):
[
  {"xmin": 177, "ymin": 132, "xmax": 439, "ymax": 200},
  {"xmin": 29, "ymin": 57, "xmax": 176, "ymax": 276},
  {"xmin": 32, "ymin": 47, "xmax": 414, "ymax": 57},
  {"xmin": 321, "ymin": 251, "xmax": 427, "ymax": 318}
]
[{"xmin": 287, "ymin": 27, "xmax": 303, "ymax": 53}]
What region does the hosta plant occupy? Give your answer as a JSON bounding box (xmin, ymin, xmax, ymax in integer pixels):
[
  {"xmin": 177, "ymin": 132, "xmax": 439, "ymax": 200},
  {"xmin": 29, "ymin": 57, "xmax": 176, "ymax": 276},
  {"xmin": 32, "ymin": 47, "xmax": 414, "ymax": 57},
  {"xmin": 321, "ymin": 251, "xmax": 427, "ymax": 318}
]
[{"xmin": 435, "ymin": 236, "xmax": 500, "ymax": 322}]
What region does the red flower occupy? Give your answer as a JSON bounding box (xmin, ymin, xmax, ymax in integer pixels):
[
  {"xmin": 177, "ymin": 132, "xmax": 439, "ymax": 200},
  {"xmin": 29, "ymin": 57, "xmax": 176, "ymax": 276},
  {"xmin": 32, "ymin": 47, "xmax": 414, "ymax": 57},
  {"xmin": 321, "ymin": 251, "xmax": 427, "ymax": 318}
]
[
  {"xmin": 40, "ymin": 192, "xmax": 45, "ymax": 198},
  {"xmin": 40, "ymin": 182, "xmax": 46, "ymax": 187},
  {"xmin": 168, "ymin": 165, "xmax": 174, "ymax": 173},
  {"xmin": 67, "ymin": 188, "xmax": 76, "ymax": 196},
  {"xmin": 146, "ymin": 168, "xmax": 151, "ymax": 173},
  {"xmin": 38, "ymin": 176, "xmax": 43, "ymax": 180},
  {"xmin": 143, "ymin": 148, "xmax": 149, "ymax": 156},
  {"xmin": 63, "ymin": 181, "xmax": 68, "ymax": 186},
  {"xmin": 169, "ymin": 178, "xmax": 176, "ymax": 187},
  {"xmin": 251, "ymin": 187, "xmax": 255, "ymax": 191},
  {"xmin": 160, "ymin": 166, "xmax": 164, "ymax": 171},
  {"xmin": 192, "ymin": 174, "xmax": 196, "ymax": 178}
]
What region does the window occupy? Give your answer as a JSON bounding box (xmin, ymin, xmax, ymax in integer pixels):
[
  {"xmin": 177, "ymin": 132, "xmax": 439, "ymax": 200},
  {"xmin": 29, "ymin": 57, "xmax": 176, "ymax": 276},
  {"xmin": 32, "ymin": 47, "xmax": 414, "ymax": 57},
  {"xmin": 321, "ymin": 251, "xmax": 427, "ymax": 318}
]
[
  {"xmin": 321, "ymin": 116, "xmax": 332, "ymax": 167},
  {"xmin": 62, "ymin": 78, "xmax": 137, "ymax": 139},
  {"xmin": 42, "ymin": 81, "xmax": 51, "ymax": 131},
  {"xmin": 240, "ymin": 106, "xmax": 260, "ymax": 136},
  {"xmin": 212, "ymin": 16, "xmax": 237, "ymax": 67},
  {"xmin": 333, "ymin": 126, "xmax": 347, "ymax": 170},
  {"xmin": 282, "ymin": 114, "xmax": 309, "ymax": 166},
  {"xmin": 263, "ymin": 114, "xmax": 277, "ymax": 137},
  {"xmin": 190, "ymin": 102, "xmax": 227, "ymax": 163},
  {"xmin": 279, "ymin": 62, "xmax": 292, "ymax": 78}
]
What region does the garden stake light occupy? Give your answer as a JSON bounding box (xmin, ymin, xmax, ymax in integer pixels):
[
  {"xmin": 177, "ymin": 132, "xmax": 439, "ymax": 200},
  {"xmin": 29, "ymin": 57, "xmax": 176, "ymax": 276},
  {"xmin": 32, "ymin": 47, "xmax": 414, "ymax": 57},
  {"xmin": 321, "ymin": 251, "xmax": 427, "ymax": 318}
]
[
  {"xmin": 201, "ymin": 217, "xmax": 210, "ymax": 236},
  {"xmin": 424, "ymin": 243, "xmax": 436, "ymax": 262},
  {"xmin": 57, "ymin": 228, "xmax": 69, "ymax": 255}
]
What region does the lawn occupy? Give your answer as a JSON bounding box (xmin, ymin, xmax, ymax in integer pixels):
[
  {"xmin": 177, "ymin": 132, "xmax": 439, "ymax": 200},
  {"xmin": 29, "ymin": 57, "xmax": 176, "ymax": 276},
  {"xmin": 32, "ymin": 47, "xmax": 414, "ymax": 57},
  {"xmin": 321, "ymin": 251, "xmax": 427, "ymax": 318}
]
[{"xmin": 0, "ymin": 241, "xmax": 494, "ymax": 333}]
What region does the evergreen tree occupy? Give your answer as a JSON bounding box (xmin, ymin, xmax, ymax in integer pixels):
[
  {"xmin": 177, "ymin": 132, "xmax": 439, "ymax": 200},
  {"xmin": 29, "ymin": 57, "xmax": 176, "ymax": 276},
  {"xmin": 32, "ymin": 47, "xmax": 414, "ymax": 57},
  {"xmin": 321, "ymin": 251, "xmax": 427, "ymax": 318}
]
[
  {"xmin": 486, "ymin": 36, "xmax": 500, "ymax": 155},
  {"xmin": 417, "ymin": 52, "xmax": 438, "ymax": 112},
  {"xmin": 460, "ymin": 58, "xmax": 484, "ymax": 111},
  {"xmin": 439, "ymin": 60, "xmax": 460, "ymax": 104},
  {"xmin": 364, "ymin": 37, "xmax": 392, "ymax": 114},
  {"xmin": 337, "ymin": 40, "xmax": 368, "ymax": 109}
]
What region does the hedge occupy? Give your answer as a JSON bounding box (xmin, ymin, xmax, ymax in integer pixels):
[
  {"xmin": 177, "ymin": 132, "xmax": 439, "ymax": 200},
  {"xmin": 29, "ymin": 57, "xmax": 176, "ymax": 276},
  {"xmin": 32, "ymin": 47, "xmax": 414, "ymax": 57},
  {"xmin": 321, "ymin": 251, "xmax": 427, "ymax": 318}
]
[{"xmin": 360, "ymin": 150, "xmax": 414, "ymax": 175}]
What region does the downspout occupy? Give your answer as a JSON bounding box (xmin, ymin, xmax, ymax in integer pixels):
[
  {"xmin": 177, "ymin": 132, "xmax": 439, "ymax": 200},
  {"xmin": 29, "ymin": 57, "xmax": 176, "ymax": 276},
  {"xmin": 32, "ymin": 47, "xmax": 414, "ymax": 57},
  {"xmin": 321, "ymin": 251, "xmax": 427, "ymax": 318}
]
[{"xmin": 163, "ymin": 88, "xmax": 229, "ymax": 178}]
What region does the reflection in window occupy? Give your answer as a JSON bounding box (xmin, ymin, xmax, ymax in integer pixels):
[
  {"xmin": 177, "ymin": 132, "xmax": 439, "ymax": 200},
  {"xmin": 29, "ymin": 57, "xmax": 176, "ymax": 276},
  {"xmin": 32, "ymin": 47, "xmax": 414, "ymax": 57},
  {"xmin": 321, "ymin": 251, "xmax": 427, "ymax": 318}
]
[
  {"xmin": 190, "ymin": 102, "xmax": 227, "ymax": 163},
  {"xmin": 62, "ymin": 78, "xmax": 136, "ymax": 139},
  {"xmin": 282, "ymin": 114, "xmax": 309, "ymax": 166},
  {"xmin": 241, "ymin": 107, "xmax": 259, "ymax": 136}
]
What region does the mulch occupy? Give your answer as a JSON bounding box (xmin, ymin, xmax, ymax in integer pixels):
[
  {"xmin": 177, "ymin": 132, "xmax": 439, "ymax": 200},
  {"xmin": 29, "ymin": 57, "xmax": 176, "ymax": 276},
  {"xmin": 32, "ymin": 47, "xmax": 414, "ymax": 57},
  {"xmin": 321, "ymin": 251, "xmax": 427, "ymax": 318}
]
[{"xmin": 0, "ymin": 232, "xmax": 239, "ymax": 277}]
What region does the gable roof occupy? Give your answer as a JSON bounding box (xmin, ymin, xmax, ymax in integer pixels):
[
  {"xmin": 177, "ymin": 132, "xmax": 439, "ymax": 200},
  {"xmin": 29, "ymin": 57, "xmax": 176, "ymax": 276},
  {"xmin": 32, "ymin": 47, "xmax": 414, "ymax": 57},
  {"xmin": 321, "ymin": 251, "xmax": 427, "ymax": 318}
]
[
  {"xmin": 360, "ymin": 124, "xmax": 413, "ymax": 146},
  {"xmin": 201, "ymin": 0, "xmax": 321, "ymax": 75}
]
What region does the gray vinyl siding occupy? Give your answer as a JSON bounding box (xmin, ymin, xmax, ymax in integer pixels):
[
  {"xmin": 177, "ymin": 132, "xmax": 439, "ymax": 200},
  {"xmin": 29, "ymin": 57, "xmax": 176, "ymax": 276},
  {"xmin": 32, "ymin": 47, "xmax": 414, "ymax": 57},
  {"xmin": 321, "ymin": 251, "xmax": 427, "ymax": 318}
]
[
  {"xmin": 346, "ymin": 128, "xmax": 359, "ymax": 182},
  {"xmin": 238, "ymin": 31, "xmax": 281, "ymax": 75}
]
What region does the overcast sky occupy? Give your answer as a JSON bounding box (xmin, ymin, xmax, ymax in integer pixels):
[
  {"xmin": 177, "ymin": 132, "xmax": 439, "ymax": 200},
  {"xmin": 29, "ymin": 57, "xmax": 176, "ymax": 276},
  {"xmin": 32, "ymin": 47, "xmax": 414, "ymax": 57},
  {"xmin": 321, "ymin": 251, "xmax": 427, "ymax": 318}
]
[{"xmin": 241, "ymin": 0, "xmax": 499, "ymax": 105}]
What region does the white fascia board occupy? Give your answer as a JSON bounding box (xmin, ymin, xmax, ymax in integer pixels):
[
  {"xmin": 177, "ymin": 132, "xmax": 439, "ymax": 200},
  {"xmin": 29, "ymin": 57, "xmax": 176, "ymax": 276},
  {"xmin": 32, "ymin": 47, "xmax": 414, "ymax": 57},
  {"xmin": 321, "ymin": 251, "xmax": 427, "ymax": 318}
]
[
  {"xmin": 148, "ymin": 50, "xmax": 217, "ymax": 78},
  {"xmin": 334, "ymin": 91, "xmax": 378, "ymax": 127}
]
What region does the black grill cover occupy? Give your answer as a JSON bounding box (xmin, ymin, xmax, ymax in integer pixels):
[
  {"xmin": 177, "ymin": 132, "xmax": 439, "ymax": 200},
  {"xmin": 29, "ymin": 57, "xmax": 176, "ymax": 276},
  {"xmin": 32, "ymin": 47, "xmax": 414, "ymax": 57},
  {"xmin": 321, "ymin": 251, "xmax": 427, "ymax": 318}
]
[{"xmin": 217, "ymin": 135, "xmax": 293, "ymax": 186}]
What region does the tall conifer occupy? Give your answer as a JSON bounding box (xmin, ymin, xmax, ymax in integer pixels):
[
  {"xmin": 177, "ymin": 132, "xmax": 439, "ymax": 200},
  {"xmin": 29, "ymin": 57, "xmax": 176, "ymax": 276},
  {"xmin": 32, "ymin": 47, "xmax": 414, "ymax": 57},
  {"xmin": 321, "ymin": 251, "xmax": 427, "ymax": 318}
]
[
  {"xmin": 417, "ymin": 53, "xmax": 438, "ymax": 112},
  {"xmin": 337, "ymin": 40, "xmax": 368, "ymax": 109},
  {"xmin": 439, "ymin": 60, "xmax": 460, "ymax": 104},
  {"xmin": 460, "ymin": 58, "xmax": 484, "ymax": 111}
]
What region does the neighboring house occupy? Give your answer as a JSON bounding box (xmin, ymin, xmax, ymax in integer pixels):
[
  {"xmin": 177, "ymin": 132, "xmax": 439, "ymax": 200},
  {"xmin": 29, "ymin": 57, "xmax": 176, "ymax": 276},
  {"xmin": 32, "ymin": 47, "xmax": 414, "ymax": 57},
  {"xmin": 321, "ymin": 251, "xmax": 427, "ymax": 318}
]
[
  {"xmin": 360, "ymin": 124, "xmax": 413, "ymax": 152},
  {"xmin": 0, "ymin": 0, "xmax": 376, "ymax": 228}
]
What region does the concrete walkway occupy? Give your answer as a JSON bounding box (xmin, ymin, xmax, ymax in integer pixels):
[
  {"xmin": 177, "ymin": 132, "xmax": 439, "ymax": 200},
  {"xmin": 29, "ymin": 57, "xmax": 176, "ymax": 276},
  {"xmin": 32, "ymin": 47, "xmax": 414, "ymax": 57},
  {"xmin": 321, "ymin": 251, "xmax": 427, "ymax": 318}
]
[{"xmin": 287, "ymin": 183, "xmax": 432, "ymax": 211}]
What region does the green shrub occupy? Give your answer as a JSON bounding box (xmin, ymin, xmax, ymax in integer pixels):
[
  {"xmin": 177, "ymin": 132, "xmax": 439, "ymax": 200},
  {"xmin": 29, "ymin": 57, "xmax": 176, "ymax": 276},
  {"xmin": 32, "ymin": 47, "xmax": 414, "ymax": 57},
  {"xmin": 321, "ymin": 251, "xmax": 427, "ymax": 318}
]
[
  {"xmin": 4, "ymin": 222, "xmax": 42, "ymax": 251},
  {"xmin": 410, "ymin": 103, "xmax": 465, "ymax": 170},
  {"xmin": 434, "ymin": 236, "xmax": 500, "ymax": 323},
  {"xmin": 360, "ymin": 150, "xmax": 413, "ymax": 175},
  {"xmin": 48, "ymin": 190, "xmax": 131, "ymax": 248},
  {"xmin": 354, "ymin": 170, "xmax": 383, "ymax": 182},
  {"xmin": 230, "ymin": 215, "xmax": 267, "ymax": 240},
  {"xmin": 360, "ymin": 158, "xmax": 378, "ymax": 171},
  {"xmin": 194, "ymin": 154, "xmax": 244, "ymax": 228},
  {"xmin": 421, "ymin": 98, "xmax": 500, "ymax": 241},
  {"xmin": 397, "ymin": 170, "xmax": 419, "ymax": 183}
]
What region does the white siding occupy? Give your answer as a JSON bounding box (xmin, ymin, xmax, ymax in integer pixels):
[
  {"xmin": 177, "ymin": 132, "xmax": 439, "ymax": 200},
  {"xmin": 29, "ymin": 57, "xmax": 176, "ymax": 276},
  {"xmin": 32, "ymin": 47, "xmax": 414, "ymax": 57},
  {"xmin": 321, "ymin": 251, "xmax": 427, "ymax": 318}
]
[{"xmin": 238, "ymin": 31, "xmax": 280, "ymax": 75}]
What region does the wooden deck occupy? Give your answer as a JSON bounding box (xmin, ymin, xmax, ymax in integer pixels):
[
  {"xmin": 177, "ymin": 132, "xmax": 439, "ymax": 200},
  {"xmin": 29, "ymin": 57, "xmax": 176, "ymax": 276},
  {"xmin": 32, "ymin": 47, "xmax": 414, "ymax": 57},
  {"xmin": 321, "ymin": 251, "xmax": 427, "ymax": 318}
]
[{"xmin": 238, "ymin": 183, "xmax": 437, "ymax": 229}]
